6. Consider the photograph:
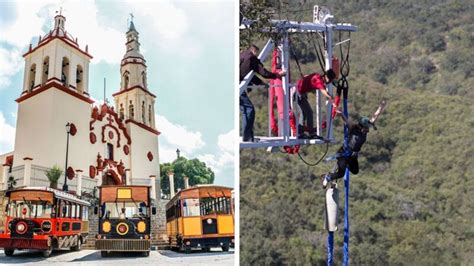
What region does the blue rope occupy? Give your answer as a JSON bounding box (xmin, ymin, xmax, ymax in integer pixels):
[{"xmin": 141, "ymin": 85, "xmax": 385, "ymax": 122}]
[
  {"xmin": 342, "ymin": 98, "xmax": 350, "ymax": 266},
  {"xmin": 327, "ymin": 232, "xmax": 334, "ymax": 266}
]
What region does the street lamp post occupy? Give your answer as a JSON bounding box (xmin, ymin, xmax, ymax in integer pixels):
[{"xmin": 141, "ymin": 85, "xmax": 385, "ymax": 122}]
[{"xmin": 63, "ymin": 122, "xmax": 71, "ymax": 192}]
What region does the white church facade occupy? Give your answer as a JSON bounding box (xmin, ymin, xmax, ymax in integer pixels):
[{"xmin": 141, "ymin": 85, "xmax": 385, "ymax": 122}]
[{"xmin": 0, "ymin": 14, "xmax": 161, "ymax": 200}]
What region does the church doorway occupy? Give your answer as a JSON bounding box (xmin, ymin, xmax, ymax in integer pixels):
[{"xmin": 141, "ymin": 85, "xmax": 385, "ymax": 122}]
[{"xmin": 102, "ymin": 170, "xmax": 123, "ymax": 185}]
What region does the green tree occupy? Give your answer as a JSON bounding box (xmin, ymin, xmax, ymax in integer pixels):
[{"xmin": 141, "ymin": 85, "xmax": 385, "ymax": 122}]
[
  {"xmin": 160, "ymin": 157, "xmax": 215, "ymax": 196},
  {"xmin": 45, "ymin": 165, "xmax": 62, "ymax": 189}
]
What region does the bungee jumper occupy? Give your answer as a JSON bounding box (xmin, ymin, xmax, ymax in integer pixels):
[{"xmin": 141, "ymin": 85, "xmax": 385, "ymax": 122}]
[
  {"xmin": 321, "ymin": 109, "xmax": 375, "ymax": 189},
  {"xmin": 240, "ymin": 44, "xmax": 286, "ymax": 142}
]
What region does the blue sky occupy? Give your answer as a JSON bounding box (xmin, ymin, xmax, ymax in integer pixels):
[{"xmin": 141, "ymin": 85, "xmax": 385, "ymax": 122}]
[{"xmin": 0, "ymin": 0, "xmax": 235, "ymax": 187}]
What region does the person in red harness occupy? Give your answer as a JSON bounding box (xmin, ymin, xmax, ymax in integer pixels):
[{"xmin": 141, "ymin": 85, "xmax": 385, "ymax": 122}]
[{"xmin": 295, "ymin": 69, "xmax": 337, "ymax": 139}]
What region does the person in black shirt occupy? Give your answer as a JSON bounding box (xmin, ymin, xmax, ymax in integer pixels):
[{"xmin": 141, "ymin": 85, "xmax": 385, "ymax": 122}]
[
  {"xmin": 322, "ymin": 110, "xmax": 375, "ymax": 189},
  {"xmin": 240, "ymin": 44, "xmax": 285, "ymax": 142}
]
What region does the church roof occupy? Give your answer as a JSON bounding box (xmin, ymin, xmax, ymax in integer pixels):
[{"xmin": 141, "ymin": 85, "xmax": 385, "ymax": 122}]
[{"xmin": 23, "ymin": 15, "xmax": 92, "ymax": 59}]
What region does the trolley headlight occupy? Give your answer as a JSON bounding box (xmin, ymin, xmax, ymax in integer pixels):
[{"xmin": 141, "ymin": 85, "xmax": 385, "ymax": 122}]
[
  {"xmin": 41, "ymin": 221, "xmax": 52, "ymax": 233},
  {"xmin": 137, "ymin": 221, "xmax": 146, "ymax": 233},
  {"xmin": 116, "ymin": 222, "xmax": 129, "ymax": 236},
  {"xmin": 102, "ymin": 221, "xmax": 111, "ymax": 233},
  {"xmin": 185, "ymin": 241, "xmax": 191, "ymax": 246},
  {"xmin": 16, "ymin": 221, "xmax": 28, "ymax": 234},
  {"xmin": 207, "ymin": 218, "xmax": 213, "ymax": 224}
]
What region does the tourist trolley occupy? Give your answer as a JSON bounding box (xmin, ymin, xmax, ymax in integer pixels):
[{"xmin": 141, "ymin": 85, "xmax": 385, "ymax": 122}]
[
  {"xmin": 166, "ymin": 185, "xmax": 234, "ymax": 252},
  {"xmin": 94, "ymin": 185, "xmax": 156, "ymax": 257},
  {"xmin": 0, "ymin": 187, "xmax": 90, "ymax": 257}
]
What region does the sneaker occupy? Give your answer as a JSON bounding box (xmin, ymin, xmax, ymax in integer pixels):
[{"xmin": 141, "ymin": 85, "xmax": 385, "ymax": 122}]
[
  {"xmin": 298, "ymin": 133, "xmax": 309, "ymax": 139},
  {"xmin": 309, "ymin": 133, "xmax": 324, "ymax": 140},
  {"xmin": 321, "ymin": 174, "xmax": 330, "ymax": 189}
]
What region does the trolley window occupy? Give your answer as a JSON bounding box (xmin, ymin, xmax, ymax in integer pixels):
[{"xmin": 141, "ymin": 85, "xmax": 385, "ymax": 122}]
[
  {"xmin": 102, "ymin": 201, "xmax": 148, "ymax": 219},
  {"xmin": 7, "ymin": 200, "xmax": 53, "ymax": 218},
  {"xmin": 200, "ymin": 197, "xmax": 231, "ymax": 215},
  {"xmin": 183, "ymin": 198, "xmax": 200, "ymax": 217}
]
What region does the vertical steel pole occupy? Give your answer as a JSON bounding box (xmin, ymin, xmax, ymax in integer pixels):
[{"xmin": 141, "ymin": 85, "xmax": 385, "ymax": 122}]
[
  {"xmin": 281, "ymin": 33, "xmax": 290, "ymax": 140},
  {"xmin": 325, "ymin": 27, "xmax": 334, "ymax": 140}
]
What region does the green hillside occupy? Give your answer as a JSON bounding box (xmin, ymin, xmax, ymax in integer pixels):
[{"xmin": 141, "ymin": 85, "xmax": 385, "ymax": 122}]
[{"xmin": 240, "ymin": 0, "xmax": 474, "ymax": 265}]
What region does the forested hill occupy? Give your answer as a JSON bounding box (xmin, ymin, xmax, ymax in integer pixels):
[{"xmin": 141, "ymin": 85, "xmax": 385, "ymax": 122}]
[{"xmin": 240, "ymin": 1, "xmax": 474, "ymax": 265}]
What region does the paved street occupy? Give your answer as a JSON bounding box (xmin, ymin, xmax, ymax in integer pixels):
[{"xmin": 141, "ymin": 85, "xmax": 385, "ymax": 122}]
[{"xmin": 0, "ymin": 248, "xmax": 234, "ymax": 265}]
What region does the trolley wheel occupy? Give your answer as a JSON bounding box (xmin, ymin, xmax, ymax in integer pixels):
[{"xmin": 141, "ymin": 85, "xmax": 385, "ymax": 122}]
[
  {"xmin": 182, "ymin": 245, "xmax": 191, "ymax": 254},
  {"xmin": 4, "ymin": 249, "xmax": 14, "ymax": 256},
  {"xmin": 43, "ymin": 246, "xmax": 53, "ymax": 257},
  {"xmin": 101, "ymin": 251, "xmax": 109, "ymax": 257},
  {"xmin": 143, "ymin": 251, "xmax": 150, "ymax": 257},
  {"xmin": 222, "ymin": 245, "xmax": 229, "ymax": 252},
  {"xmin": 71, "ymin": 238, "xmax": 82, "ymax": 251}
]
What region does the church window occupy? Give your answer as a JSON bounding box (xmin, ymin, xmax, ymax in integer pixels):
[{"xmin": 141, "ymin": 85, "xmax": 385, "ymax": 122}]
[
  {"xmin": 76, "ymin": 65, "xmax": 83, "ymax": 92},
  {"xmin": 28, "ymin": 64, "xmax": 36, "ymax": 92},
  {"xmin": 42, "ymin": 56, "xmax": 49, "ymax": 85},
  {"xmin": 106, "ymin": 143, "xmax": 114, "ymax": 161},
  {"xmin": 129, "ymin": 101, "xmax": 134, "ymax": 119},
  {"xmin": 142, "ymin": 71, "xmax": 147, "ymax": 89},
  {"xmin": 120, "ymin": 104, "xmax": 124, "ymax": 120},
  {"xmin": 123, "ymin": 72, "xmax": 129, "ymax": 90},
  {"xmin": 142, "ymin": 101, "xmax": 145, "ymax": 123},
  {"xmin": 62, "ymin": 57, "xmax": 70, "ymax": 87},
  {"xmin": 148, "ymin": 105, "xmax": 152, "ymax": 125}
]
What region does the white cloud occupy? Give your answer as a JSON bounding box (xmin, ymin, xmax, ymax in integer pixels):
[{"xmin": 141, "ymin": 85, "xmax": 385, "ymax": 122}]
[
  {"xmin": 43, "ymin": 1, "xmax": 124, "ymax": 64},
  {"xmin": 0, "ymin": 112, "xmax": 16, "ymax": 154},
  {"xmin": 218, "ymin": 129, "xmax": 234, "ymax": 153},
  {"xmin": 0, "ymin": 1, "xmax": 54, "ymax": 48},
  {"xmin": 156, "ymin": 114, "xmax": 205, "ymax": 162},
  {"xmin": 0, "ymin": 47, "xmax": 22, "ymax": 90},
  {"xmin": 198, "ymin": 129, "xmax": 235, "ymax": 175}
]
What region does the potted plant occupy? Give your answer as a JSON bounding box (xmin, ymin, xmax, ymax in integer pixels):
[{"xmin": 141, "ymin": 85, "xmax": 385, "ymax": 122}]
[
  {"xmin": 45, "ymin": 165, "xmax": 62, "ymax": 189},
  {"xmin": 7, "ymin": 176, "xmax": 17, "ymax": 190}
]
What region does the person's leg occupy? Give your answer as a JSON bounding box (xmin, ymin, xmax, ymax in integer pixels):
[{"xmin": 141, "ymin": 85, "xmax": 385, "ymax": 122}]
[
  {"xmin": 240, "ymin": 92, "xmax": 255, "ymax": 141},
  {"xmin": 299, "ymin": 93, "xmax": 314, "ymax": 133},
  {"xmin": 328, "ymin": 157, "xmax": 347, "ymax": 181},
  {"xmin": 348, "ymin": 156, "xmax": 359, "ymax": 175}
]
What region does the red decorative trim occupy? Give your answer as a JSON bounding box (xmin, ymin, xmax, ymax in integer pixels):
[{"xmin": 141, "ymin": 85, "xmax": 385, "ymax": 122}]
[
  {"xmin": 66, "ymin": 167, "xmax": 75, "ymax": 180},
  {"xmin": 69, "ymin": 85, "xmax": 76, "ymax": 89},
  {"xmin": 5, "ymin": 155, "xmax": 13, "ymax": 165},
  {"xmin": 83, "ymin": 91, "xmax": 90, "ymax": 96},
  {"xmin": 89, "ymin": 132, "xmax": 97, "ymax": 144},
  {"xmin": 23, "ymin": 35, "xmax": 93, "ymax": 59},
  {"xmin": 23, "ymin": 157, "xmax": 33, "ymax": 161},
  {"xmin": 149, "ymin": 175, "xmax": 156, "ymax": 178},
  {"xmin": 16, "ymin": 79, "xmax": 94, "ymax": 104},
  {"xmin": 121, "ymin": 61, "xmax": 147, "ymax": 68},
  {"xmin": 112, "ymin": 85, "xmax": 156, "ymax": 98},
  {"xmin": 69, "ymin": 123, "xmax": 77, "ymax": 136},
  {"xmin": 123, "ymin": 145, "xmax": 130, "ymax": 155},
  {"xmin": 90, "ymin": 103, "xmax": 131, "ymax": 145},
  {"xmin": 147, "ymin": 151, "xmax": 153, "ymax": 162},
  {"xmin": 101, "ymin": 124, "xmax": 122, "ymax": 147},
  {"xmin": 108, "ymin": 131, "xmax": 114, "ymax": 139},
  {"xmin": 89, "ymin": 165, "xmax": 96, "ymax": 178},
  {"xmin": 121, "ymin": 55, "xmax": 146, "ymax": 62},
  {"xmin": 126, "ymin": 119, "xmax": 161, "ymax": 135},
  {"xmin": 3, "ymin": 163, "xmax": 10, "ymax": 167}
]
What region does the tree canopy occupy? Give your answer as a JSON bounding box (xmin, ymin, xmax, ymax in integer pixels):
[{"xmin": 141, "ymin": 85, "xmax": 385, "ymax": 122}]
[{"xmin": 160, "ymin": 157, "xmax": 215, "ymax": 196}]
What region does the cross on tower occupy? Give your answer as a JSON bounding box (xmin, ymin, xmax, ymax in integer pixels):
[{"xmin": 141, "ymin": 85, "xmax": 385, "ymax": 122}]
[{"xmin": 130, "ymin": 13, "xmax": 134, "ymax": 22}]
